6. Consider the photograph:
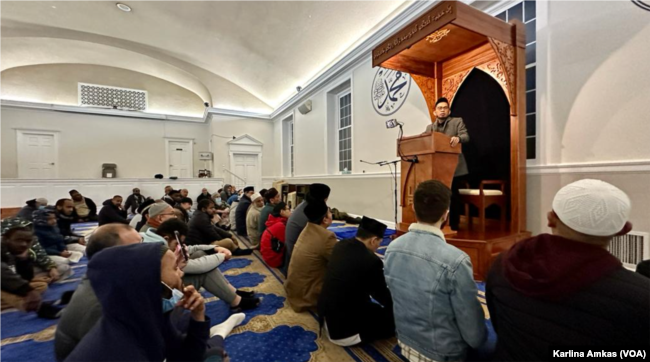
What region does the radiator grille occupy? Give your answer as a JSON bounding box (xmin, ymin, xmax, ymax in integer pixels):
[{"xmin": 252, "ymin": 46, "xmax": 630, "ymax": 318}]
[
  {"xmin": 607, "ymin": 232, "xmax": 649, "ymax": 269},
  {"xmin": 78, "ymin": 83, "xmax": 147, "ymax": 111}
]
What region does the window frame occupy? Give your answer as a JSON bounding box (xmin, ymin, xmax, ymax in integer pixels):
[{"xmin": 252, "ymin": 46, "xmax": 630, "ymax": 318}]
[{"xmin": 336, "ymin": 90, "xmax": 353, "ymax": 173}]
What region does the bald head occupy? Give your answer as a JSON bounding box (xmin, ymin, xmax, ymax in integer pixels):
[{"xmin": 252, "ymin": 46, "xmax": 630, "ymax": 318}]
[{"xmin": 86, "ymin": 224, "xmax": 141, "ymax": 259}]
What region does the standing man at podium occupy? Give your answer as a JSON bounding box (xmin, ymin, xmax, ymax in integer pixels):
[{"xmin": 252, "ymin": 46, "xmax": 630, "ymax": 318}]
[{"xmin": 424, "ymin": 97, "xmax": 469, "ymax": 231}]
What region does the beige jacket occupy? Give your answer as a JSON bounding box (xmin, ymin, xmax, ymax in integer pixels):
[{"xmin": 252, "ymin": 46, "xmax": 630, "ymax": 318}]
[
  {"xmin": 246, "ymin": 204, "xmax": 263, "ymax": 247},
  {"xmin": 285, "ymin": 222, "xmax": 338, "ymax": 312}
]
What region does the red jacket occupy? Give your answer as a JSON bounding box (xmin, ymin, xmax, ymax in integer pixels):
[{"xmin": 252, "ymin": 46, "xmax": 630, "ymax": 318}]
[{"xmin": 261, "ymin": 215, "xmax": 287, "ymax": 268}]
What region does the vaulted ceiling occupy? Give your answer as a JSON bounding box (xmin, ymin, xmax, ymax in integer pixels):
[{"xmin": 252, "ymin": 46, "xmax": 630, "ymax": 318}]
[{"xmin": 1, "ymin": 1, "xmax": 410, "ymax": 113}]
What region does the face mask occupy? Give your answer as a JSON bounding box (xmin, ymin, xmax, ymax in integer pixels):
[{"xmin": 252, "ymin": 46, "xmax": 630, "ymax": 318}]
[
  {"xmin": 214, "ymin": 197, "xmax": 222, "ymax": 204},
  {"xmin": 162, "ymin": 283, "xmax": 184, "ymax": 313},
  {"xmin": 38, "ymin": 205, "xmax": 46, "ymax": 210}
]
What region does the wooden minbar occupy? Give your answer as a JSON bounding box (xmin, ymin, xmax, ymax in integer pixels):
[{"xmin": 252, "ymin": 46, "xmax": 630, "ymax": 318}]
[{"xmin": 373, "ymin": 0, "xmax": 531, "ymax": 280}]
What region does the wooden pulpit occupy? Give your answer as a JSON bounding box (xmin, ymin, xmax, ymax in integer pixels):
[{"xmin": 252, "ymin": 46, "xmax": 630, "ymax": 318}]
[{"xmin": 398, "ymin": 132, "xmax": 460, "ymax": 232}]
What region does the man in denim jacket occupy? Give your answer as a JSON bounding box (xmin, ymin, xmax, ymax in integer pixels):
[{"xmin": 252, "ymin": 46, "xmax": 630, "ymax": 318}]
[{"xmin": 385, "ymin": 180, "xmax": 485, "ymax": 362}]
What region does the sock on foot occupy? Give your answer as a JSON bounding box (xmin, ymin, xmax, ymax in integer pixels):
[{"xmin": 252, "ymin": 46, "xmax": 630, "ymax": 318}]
[
  {"xmin": 232, "ymin": 248, "xmax": 253, "ymax": 256},
  {"xmin": 37, "ymin": 302, "xmax": 63, "ymax": 319},
  {"xmin": 210, "ymin": 313, "xmax": 246, "ymax": 338},
  {"xmin": 235, "ymin": 296, "xmax": 261, "ymax": 310},
  {"xmin": 236, "ymin": 290, "xmax": 255, "ymax": 298}
]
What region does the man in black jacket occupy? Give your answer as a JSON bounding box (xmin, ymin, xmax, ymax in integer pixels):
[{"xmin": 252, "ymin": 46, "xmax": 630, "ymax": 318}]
[
  {"xmin": 98, "ymin": 196, "xmax": 129, "ymax": 226},
  {"xmin": 187, "ymin": 199, "xmax": 252, "ymax": 256},
  {"xmin": 487, "ymin": 179, "xmax": 650, "ymax": 361},
  {"xmin": 318, "ymin": 217, "xmax": 395, "ymax": 346},
  {"xmin": 55, "ymin": 199, "xmax": 86, "ymax": 246},
  {"xmin": 124, "ymin": 188, "xmax": 145, "ymax": 215},
  {"xmin": 235, "ymin": 186, "xmax": 255, "ymax": 237},
  {"xmin": 69, "ymin": 190, "xmax": 97, "ymax": 222}
]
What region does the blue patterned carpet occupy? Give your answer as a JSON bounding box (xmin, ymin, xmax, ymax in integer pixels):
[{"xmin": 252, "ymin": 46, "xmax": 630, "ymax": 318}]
[{"xmin": 1, "ymin": 222, "xmax": 495, "ymax": 362}]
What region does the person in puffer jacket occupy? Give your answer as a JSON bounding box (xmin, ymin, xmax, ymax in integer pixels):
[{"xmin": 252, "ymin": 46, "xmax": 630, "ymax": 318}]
[
  {"xmin": 143, "ymin": 219, "xmax": 260, "ymax": 311},
  {"xmin": 261, "ymin": 202, "xmax": 292, "ymax": 268}
]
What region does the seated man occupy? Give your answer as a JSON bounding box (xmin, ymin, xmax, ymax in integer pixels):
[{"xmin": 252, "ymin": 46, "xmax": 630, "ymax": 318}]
[
  {"xmin": 246, "ymin": 193, "xmax": 264, "ymax": 248},
  {"xmin": 220, "ymin": 184, "xmax": 233, "ymax": 203},
  {"xmin": 33, "ymin": 209, "xmax": 85, "ymax": 264},
  {"xmin": 318, "ymin": 217, "xmax": 394, "ymax": 346},
  {"xmin": 55, "ymin": 223, "xmax": 143, "ymax": 361},
  {"xmin": 143, "ymin": 219, "xmax": 260, "ymax": 311},
  {"xmin": 261, "ymin": 202, "xmax": 292, "ymax": 268},
  {"xmin": 55, "ymin": 198, "xmax": 86, "ymax": 246},
  {"xmin": 259, "ymin": 188, "xmax": 280, "ymax": 235},
  {"xmin": 197, "ymin": 188, "xmax": 212, "ymax": 203},
  {"xmin": 98, "ymin": 195, "xmax": 128, "ymax": 226},
  {"xmin": 139, "ymin": 201, "xmax": 177, "ymax": 233},
  {"xmin": 285, "ymin": 184, "xmax": 330, "ymax": 271},
  {"xmin": 130, "ymin": 199, "xmax": 156, "ymax": 229},
  {"xmin": 486, "ymin": 179, "xmax": 650, "ymax": 360},
  {"xmin": 212, "ymin": 193, "xmax": 231, "ymax": 229},
  {"xmin": 178, "ymin": 197, "xmax": 194, "ymax": 220},
  {"xmin": 235, "ymin": 186, "xmax": 255, "ymax": 237},
  {"xmin": 180, "ymin": 188, "xmax": 189, "ymax": 198},
  {"xmin": 1, "ymin": 218, "xmax": 64, "ymax": 318},
  {"xmin": 186, "ymin": 199, "xmax": 252, "ymax": 256},
  {"xmin": 124, "ymin": 188, "xmax": 145, "ymax": 215},
  {"xmin": 285, "ymin": 200, "xmax": 337, "ymax": 312},
  {"xmin": 229, "ymin": 192, "xmax": 241, "ymax": 229},
  {"xmin": 385, "ymin": 180, "xmax": 486, "ymax": 362},
  {"xmin": 227, "ymin": 188, "xmax": 240, "ymax": 206},
  {"xmin": 17, "ymin": 198, "xmax": 48, "ymax": 221},
  {"xmin": 168, "ymin": 189, "xmax": 183, "ymax": 207},
  {"xmin": 65, "ymin": 242, "xmax": 242, "ymax": 362},
  {"xmin": 69, "ymin": 190, "xmax": 97, "ymax": 222}
]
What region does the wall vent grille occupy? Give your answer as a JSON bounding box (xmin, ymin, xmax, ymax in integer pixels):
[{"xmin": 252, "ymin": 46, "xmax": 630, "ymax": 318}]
[
  {"xmin": 607, "ymin": 231, "xmax": 649, "ymax": 270},
  {"xmin": 78, "ymin": 83, "xmax": 147, "ymax": 111}
]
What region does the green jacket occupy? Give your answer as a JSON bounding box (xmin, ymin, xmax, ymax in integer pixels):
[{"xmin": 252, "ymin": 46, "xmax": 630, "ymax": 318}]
[
  {"xmin": 258, "ymin": 203, "xmax": 274, "ymax": 235},
  {"xmin": 30, "ymin": 240, "xmax": 57, "ymax": 270}
]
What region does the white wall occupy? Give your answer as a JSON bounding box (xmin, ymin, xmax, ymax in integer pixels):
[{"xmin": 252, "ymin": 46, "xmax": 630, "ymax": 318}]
[
  {"xmin": 1, "ymin": 64, "xmax": 206, "ymax": 117},
  {"xmin": 209, "ymin": 115, "xmax": 276, "ymax": 182},
  {"xmin": 1, "ymin": 107, "xmax": 210, "ymax": 179},
  {"xmin": 536, "ymin": 1, "xmax": 650, "ymax": 165}
]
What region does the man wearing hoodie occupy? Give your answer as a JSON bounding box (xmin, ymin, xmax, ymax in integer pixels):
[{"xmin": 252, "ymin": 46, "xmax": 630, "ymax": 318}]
[
  {"xmin": 65, "ymin": 242, "xmax": 243, "ymax": 362},
  {"xmin": 486, "ymin": 179, "xmax": 650, "ymax": 361},
  {"xmin": 98, "ymin": 195, "xmax": 129, "ymax": 226},
  {"xmin": 235, "ymin": 186, "xmax": 255, "ymax": 237},
  {"xmin": 261, "ymin": 202, "xmax": 292, "ymax": 268},
  {"xmin": 143, "ymin": 219, "xmax": 260, "ymax": 311},
  {"xmin": 55, "ymin": 223, "xmax": 143, "ymax": 361},
  {"xmin": 384, "ymin": 180, "xmax": 486, "ymax": 362},
  {"xmin": 124, "ymin": 188, "xmax": 145, "ymax": 215},
  {"xmin": 246, "ymin": 193, "xmax": 264, "ymax": 248},
  {"xmin": 197, "ymin": 188, "xmax": 212, "ymax": 203}
]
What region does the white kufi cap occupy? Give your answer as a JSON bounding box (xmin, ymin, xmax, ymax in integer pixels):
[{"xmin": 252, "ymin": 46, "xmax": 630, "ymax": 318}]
[{"xmin": 552, "ymin": 179, "xmax": 630, "ymax": 236}]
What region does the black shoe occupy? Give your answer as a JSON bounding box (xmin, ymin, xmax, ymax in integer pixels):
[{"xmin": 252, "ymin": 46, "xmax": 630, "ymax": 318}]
[
  {"xmin": 233, "ymin": 248, "xmax": 253, "ymax": 256},
  {"xmin": 235, "ymin": 297, "xmax": 261, "ymax": 310},
  {"xmin": 38, "ymin": 302, "xmax": 63, "ymax": 319},
  {"xmin": 236, "ymin": 290, "xmax": 255, "ymax": 298},
  {"xmin": 58, "ymin": 291, "xmax": 74, "ymax": 306}
]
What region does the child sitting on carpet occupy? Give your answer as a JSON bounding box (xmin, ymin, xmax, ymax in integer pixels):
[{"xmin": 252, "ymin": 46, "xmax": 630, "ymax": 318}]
[
  {"xmin": 260, "ymin": 202, "xmax": 292, "ymax": 268},
  {"xmin": 1, "ymin": 218, "xmax": 65, "ymax": 318},
  {"xmin": 65, "ymin": 242, "xmax": 244, "ymax": 362}
]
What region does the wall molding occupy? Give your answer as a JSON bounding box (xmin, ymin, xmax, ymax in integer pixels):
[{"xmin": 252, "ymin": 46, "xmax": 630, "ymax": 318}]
[
  {"xmin": 527, "ymin": 160, "xmax": 650, "ymax": 175},
  {"xmin": 1, "ymin": 100, "xmax": 205, "ymax": 123}
]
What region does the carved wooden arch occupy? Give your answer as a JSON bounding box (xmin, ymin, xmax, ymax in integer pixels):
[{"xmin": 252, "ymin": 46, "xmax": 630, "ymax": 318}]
[{"xmin": 411, "ymin": 38, "xmax": 517, "ymax": 121}]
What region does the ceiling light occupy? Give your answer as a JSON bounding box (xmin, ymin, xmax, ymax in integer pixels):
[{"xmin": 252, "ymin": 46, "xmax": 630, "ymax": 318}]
[{"xmin": 116, "ymin": 3, "xmax": 132, "ymax": 12}]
